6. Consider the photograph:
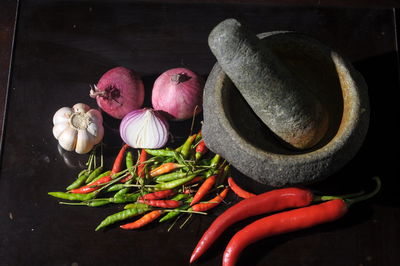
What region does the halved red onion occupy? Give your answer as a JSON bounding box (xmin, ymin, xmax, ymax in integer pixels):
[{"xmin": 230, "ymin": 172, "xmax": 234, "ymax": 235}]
[{"xmin": 120, "ymin": 108, "xmax": 169, "ymax": 149}]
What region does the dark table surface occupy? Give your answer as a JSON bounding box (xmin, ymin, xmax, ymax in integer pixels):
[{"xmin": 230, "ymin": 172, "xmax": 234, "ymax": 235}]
[{"xmin": 1, "ymin": 1, "xmax": 399, "ymax": 266}]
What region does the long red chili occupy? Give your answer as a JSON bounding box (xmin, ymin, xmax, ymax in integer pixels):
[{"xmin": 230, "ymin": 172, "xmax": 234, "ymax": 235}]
[
  {"xmin": 228, "ymin": 177, "xmax": 256, "ymax": 199},
  {"xmin": 184, "ymin": 176, "xmax": 204, "ymax": 186},
  {"xmin": 70, "ymin": 174, "xmax": 112, "ymax": 194},
  {"xmin": 138, "ymin": 198, "xmax": 182, "ymax": 208},
  {"xmin": 120, "ymin": 210, "xmax": 163, "ymax": 230},
  {"xmin": 120, "ymin": 174, "xmax": 133, "ymax": 183},
  {"xmin": 137, "ymin": 149, "xmax": 147, "ymax": 178},
  {"xmin": 140, "ymin": 189, "xmax": 176, "ymax": 200},
  {"xmin": 191, "ymin": 187, "xmax": 229, "ymax": 212},
  {"xmin": 222, "ymin": 199, "xmax": 347, "ymax": 266},
  {"xmin": 190, "ymin": 187, "xmax": 313, "ymax": 263},
  {"xmin": 190, "ymin": 175, "xmax": 216, "ymax": 206},
  {"xmin": 111, "ymin": 144, "xmax": 129, "ymax": 174}
]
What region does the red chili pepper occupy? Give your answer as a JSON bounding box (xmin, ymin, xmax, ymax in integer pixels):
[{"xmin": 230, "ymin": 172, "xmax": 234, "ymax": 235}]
[
  {"xmin": 111, "ymin": 144, "xmax": 129, "ymax": 174},
  {"xmin": 191, "ymin": 177, "xmax": 381, "ymax": 264},
  {"xmin": 195, "ymin": 140, "xmax": 208, "ymax": 160},
  {"xmin": 137, "ymin": 149, "xmax": 147, "ymax": 178},
  {"xmin": 228, "ymin": 177, "xmax": 256, "ymax": 199},
  {"xmin": 149, "ymin": 163, "xmax": 182, "ymax": 177},
  {"xmin": 120, "ymin": 174, "xmax": 133, "ymax": 183},
  {"xmin": 138, "ymin": 198, "xmax": 182, "ymax": 208},
  {"xmin": 190, "ymin": 187, "xmax": 313, "ymax": 263},
  {"xmin": 70, "ymin": 175, "xmax": 112, "ymax": 194},
  {"xmin": 222, "ymin": 199, "xmax": 347, "ymax": 266},
  {"xmin": 140, "ymin": 189, "xmax": 176, "ymax": 200},
  {"xmin": 120, "ymin": 210, "xmax": 163, "ymax": 230},
  {"xmin": 191, "ymin": 187, "xmax": 229, "ymax": 212},
  {"xmin": 184, "ymin": 176, "xmax": 203, "ymax": 186},
  {"xmin": 190, "ymin": 175, "xmax": 216, "ymax": 206}
]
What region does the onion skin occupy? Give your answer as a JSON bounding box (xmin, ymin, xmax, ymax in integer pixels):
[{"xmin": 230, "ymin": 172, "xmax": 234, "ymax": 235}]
[
  {"xmin": 151, "ymin": 68, "xmax": 204, "ymax": 121},
  {"xmin": 91, "ymin": 66, "xmax": 145, "ymax": 119}
]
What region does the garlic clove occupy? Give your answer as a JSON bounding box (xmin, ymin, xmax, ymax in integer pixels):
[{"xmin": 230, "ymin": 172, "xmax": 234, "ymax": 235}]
[
  {"xmin": 94, "ymin": 124, "xmax": 104, "ymax": 144},
  {"xmin": 86, "ymin": 122, "xmax": 98, "ymax": 137},
  {"xmin": 86, "ymin": 109, "xmax": 103, "ymax": 123},
  {"xmin": 72, "ymin": 103, "xmax": 91, "ymax": 113},
  {"xmin": 53, "ymin": 122, "xmax": 69, "ymax": 139},
  {"xmin": 58, "ymin": 127, "xmax": 78, "ymax": 151},
  {"xmin": 75, "ymin": 129, "xmax": 94, "ymax": 154},
  {"xmin": 87, "ymin": 122, "xmax": 104, "ymax": 144},
  {"xmin": 53, "ymin": 107, "xmax": 73, "ymax": 125}
]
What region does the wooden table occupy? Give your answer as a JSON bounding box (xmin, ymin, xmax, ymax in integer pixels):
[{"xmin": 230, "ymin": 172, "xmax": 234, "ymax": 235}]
[{"xmin": 1, "ymin": 1, "xmax": 399, "ymax": 266}]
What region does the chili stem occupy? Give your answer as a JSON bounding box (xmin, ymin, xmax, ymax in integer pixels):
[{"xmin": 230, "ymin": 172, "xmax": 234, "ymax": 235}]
[
  {"xmin": 180, "ymin": 213, "xmax": 193, "ymax": 229},
  {"xmin": 316, "ymin": 190, "xmax": 365, "ymax": 202},
  {"xmin": 100, "ymin": 144, "xmax": 104, "ymax": 167},
  {"xmin": 189, "ymin": 105, "xmax": 199, "ymax": 136},
  {"xmin": 317, "ymin": 177, "xmax": 381, "ymax": 206},
  {"xmin": 346, "ymin": 176, "xmax": 381, "ymax": 206},
  {"xmin": 123, "ymin": 184, "xmax": 157, "ymax": 188},
  {"xmin": 164, "ymin": 209, "xmax": 207, "ymax": 215},
  {"xmin": 59, "ymin": 201, "xmax": 86, "ymax": 206},
  {"xmin": 167, "ymin": 214, "xmax": 182, "ymax": 232}
]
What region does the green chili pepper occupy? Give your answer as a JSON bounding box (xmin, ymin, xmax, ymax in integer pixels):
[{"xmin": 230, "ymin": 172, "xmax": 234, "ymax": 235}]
[
  {"xmin": 66, "ymin": 170, "xmax": 90, "ymax": 191},
  {"xmin": 205, "ymin": 154, "xmax": 221, "ymax": 177},
  {"xmin": 154, "ymin": 174, "xmax": 197, "ymax": 191},
  {"xmin": 155, "ymin": 170, "xmax": 203, "ymax": 183},
  {"xmin": 194, "ymin": 131, "xmax": 202, "ymax": 144},
  {"xmin": 60, "ymin": 199, "xmax": 111, "ymax": 207},
  {"xmin": 145, "ymin": 149, "xmax": 176, "ymax": 157},
  {"xmin": 171, "ymin": 193, "xmax": 190, "ymax": 201},
  {"xmin": 95, "ymin": 203, "xmax": 150, "ymax": 231},
  {"xmin": 87, "ymin": 199, "xmax": 111, "ymax": 207},
  {"xmin": 124, "ymin": 202, "xmax": 149, "ymax": 209},
  {"xmin": 48, "ymin": 191, "xmax": 96, "ymax": 201},
  {"xmin": 175, "ymin": 145, "xmax": 183, "ymax": 153},
  {"xmin": 159, "ymin": 204, "xmax": 190, "ymax": 223},
  {"xmin": 85, "ymin": 166, "xmax": 104, "ymax": 184},
  {"xmin": 125, "ymin": 151, "xmax": 135, "ymax": 175},
  {"xmin": 106, "ymin": 183, "xmax": 126, "ymax": 192},
  {"xmin": 163, "ymin": 157, "xmax": 176, "ymax": 163},
  {"xmin": 113, "ymin": 192, "xmax": 140, "ymax": 204},
  {"xmin": 210, "ymin": 154, "xmax": 221, "ymax": 167},
  {"xmin": 113, "ymin": 179, "xmax": 133, "ymax": 197},
  {"xmin": 147, "ymin": 156, "xmax": 168, "ymax": 164},
  {"xmin": 180, "ymin": 134, "xmax": 196, "ymax": 159}
]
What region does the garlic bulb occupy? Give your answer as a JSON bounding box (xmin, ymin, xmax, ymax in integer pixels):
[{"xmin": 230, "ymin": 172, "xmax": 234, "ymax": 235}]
[
  {"xmin": 119, "ymin": 108, "xmax": 169, "ymax": 149},
  {"xmin": 52, "ymin": 103, "xmax": 104, "ymax": 154}
]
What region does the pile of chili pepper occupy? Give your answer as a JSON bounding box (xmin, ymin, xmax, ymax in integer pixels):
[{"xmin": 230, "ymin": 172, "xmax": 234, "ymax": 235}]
[
  {"xmin": 48, "ymin": 131, "xmax": 381, "ymax": 266},
  {"xmin": 190, "ymin": 176, "xmax": 381, "ymax": 266},
  {"xmin": 48, "ymin": 132, "xmax": 237, "ymax": 231}
]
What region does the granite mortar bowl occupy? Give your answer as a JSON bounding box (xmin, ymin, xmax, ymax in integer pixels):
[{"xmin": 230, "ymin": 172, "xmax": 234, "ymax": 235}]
[{"xmin": 202, "ymin": 31, "xmax": 370, "ymax": 187}]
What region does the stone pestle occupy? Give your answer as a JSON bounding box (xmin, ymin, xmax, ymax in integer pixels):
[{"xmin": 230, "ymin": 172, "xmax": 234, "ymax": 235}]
[{"xmin": 208, "ymin": 19, "xmax": 329, "ymax": 150}]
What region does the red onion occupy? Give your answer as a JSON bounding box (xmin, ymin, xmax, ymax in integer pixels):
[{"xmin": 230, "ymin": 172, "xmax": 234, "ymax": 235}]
[
  {"xmin": 120, "ymin": 108, "xmax": 169, "ymax": 149},
  {"xmin": 151, "ymin": 68, "xmax": 204, "ymax": 121},
  {"xmin": 90, "ymin": 66, "xmax": 145, "ymax": 119}
]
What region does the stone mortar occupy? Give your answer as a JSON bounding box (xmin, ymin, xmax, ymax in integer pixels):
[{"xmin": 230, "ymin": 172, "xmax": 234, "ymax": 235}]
[{"xmin": 202, "ymin": 31, "xmax": 370, "ymax": 187}]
